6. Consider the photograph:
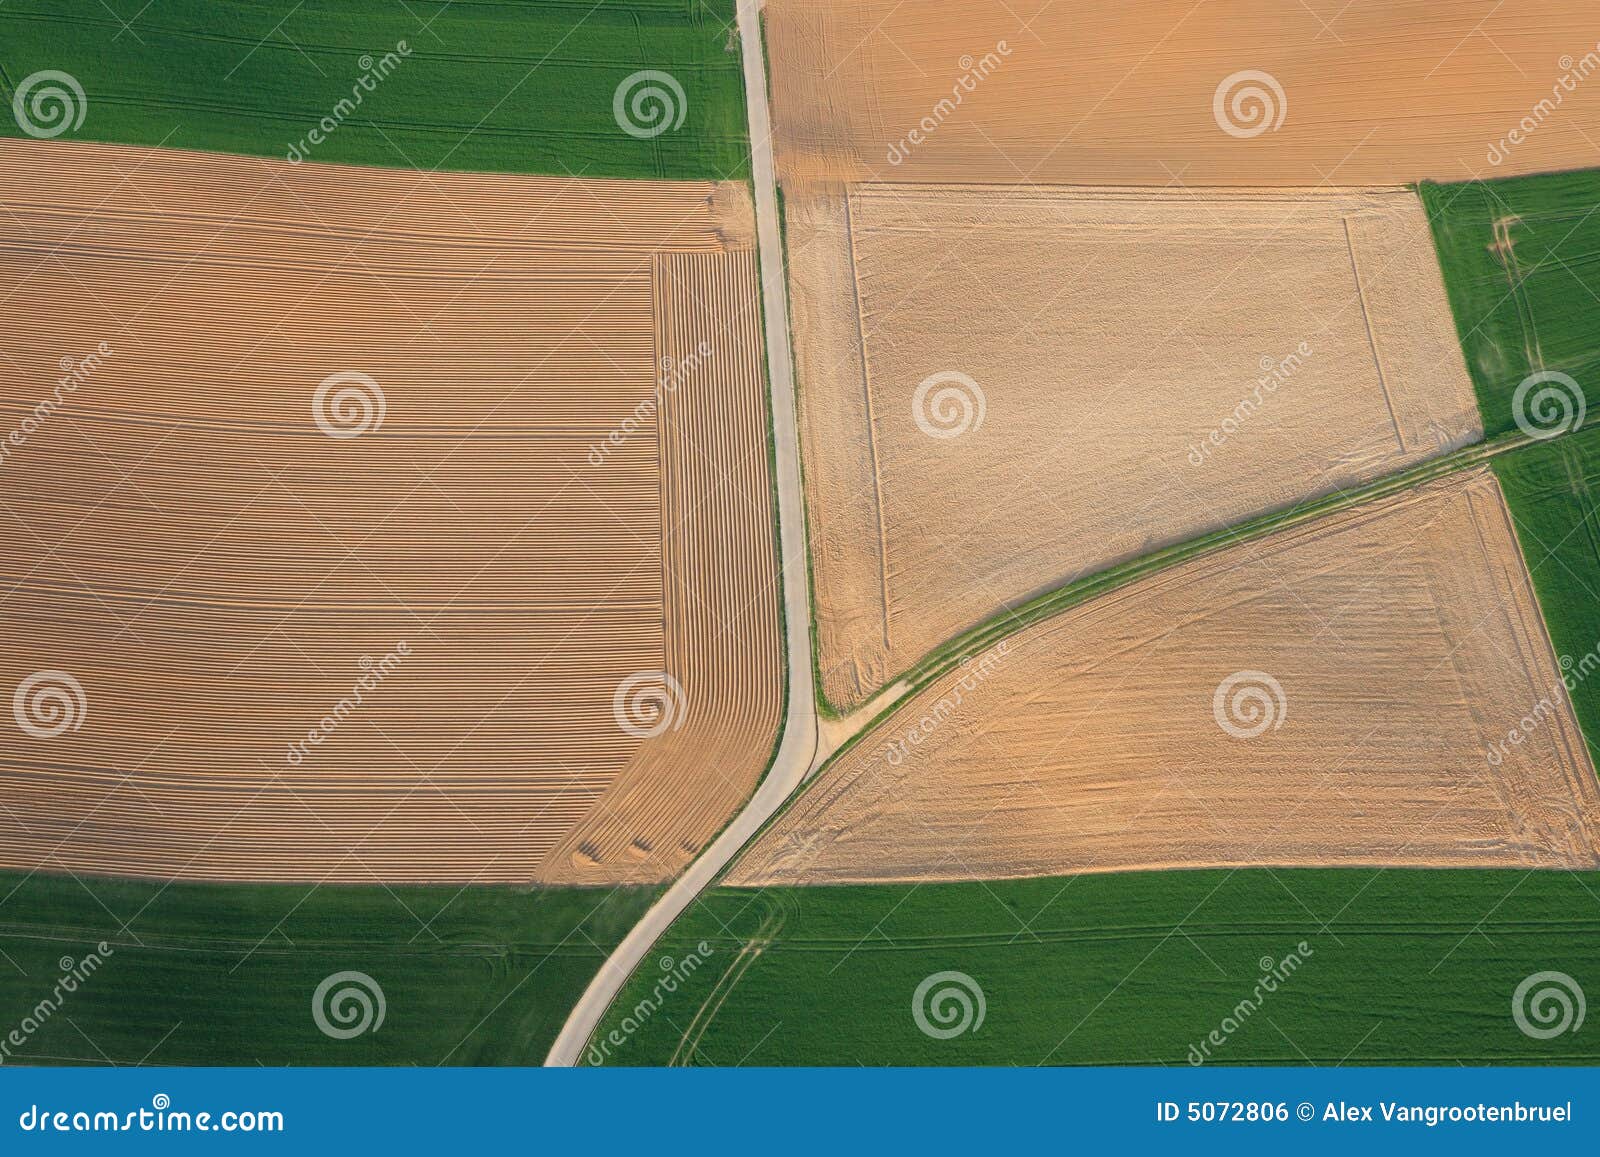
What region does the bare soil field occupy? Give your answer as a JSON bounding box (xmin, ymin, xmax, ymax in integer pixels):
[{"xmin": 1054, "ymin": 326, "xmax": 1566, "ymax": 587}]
[
  {"xmin": 765, "ymin": 0, "xmax": 1600, "ymax": 186},
  {"xmin": 792, "ymin": 184, "xmax": 1480, "ymax": 706},
  {"xmin": 0, "ymin": 139, "xmax": 779, "ymax": 885},
  {"xmin": 730, "ymin": 469, "xmax": 1600, "ymax": 886}
]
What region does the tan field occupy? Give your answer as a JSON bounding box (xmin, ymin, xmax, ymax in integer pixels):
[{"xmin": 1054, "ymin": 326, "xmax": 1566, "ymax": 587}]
[
  {"xmin": 792, "ymin": 183, "xmax": 1481, "ymax": 707},
  {"xmin": 0, "ymin": 139, "xmax": 778, "ymax": 885},
  {"xmin": 729, "ymin": 469, "xmax": 1600, "ymax": 887},
  {"xmin": 766, "ymin": 0, "xmax": 1600, "ymax": 186}
]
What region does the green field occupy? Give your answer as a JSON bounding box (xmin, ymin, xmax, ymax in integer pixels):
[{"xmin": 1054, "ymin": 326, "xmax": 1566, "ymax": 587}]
[
  {"xmin": 0, "ymin": 0, "xmax": 748, "ymax": 178},
  {"xmin": 590, "ymin": 870, "xmax": 1600, "ymax": 1065},
  {"xmin": 0, "ymin": 872, "xmax": 656, "ymax": 1064},
  {"xmin": 1495, "ymin": 423, "xmax": 1600, "ymax": 762},
  {"xmin": 1422, "ymin": 170, "xmax": 1600, "ymax": 436}
]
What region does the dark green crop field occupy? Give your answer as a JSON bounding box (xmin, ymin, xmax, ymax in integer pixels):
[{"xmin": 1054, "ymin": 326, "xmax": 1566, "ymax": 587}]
[
  {"xmin": 591, "ymin": 870, "xmax": 1600, "ymax": 1066},
  {"xmin": 0, "ymin": 0, "xmax": 748, "ymax": 178},
  {"xmin": 1422, "ymin": 171, "xmax": 1600, "ymax": 437},
  {"xmin": 0, "ymin": 873, "xmax": 656, "ymax": 1065},
  {"xmin": 1495, "ymin": 423, "xmax": 1600, "ymax": 762}
]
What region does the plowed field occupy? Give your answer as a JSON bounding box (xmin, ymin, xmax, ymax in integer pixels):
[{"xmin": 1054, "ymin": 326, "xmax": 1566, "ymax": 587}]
[
  {"xmin": 765, "ymin": 0, "xmax": 1600, "ymax": 186},
  {"xmin": 730, "ymin": 469, "xmax": 1600, "ymax": 886},
  {"xmin": 0, "ymin": 139, "xmax": 779, "ymax": 884},
  {"xmin": 791, "ymin": 184, "xmax": 1480, "ymax": 706}
]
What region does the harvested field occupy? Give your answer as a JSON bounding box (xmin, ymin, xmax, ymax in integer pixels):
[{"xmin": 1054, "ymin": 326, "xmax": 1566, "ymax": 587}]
[
  {"xmin": 765, "ymin": 0, "xmax": 1600, "ymax": 186},
  {"xmin": 730, "ymin": 469, "xmax": 1600, "ymax": 886},
  {"xmin": 0, "ymin": 138, "xmax": 780, "ymax": 885},
  {"xmin": 792, "ymin": 184, "xmax": 1480, "ymax": 706}
]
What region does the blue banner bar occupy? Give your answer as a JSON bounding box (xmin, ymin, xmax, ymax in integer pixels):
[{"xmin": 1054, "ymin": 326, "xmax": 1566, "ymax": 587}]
[{"xmin": 0, "ymin": 1067, "xmax": 1593, "ymax": 1153}]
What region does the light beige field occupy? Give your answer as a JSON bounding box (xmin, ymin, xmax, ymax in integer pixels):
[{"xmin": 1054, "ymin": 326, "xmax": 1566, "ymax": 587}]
[
  {"xmin": 0, "ymin": 138, "xmax": 778, "ymax": 885},
  {"xmin": 766, "ymin": 0, "xmax": 1600, "ymax": 186},
  {"xmin": 792, "ymin": 183, "xmax": 1481, "ymax": 706},
  {"xmin": 730, "ymin": 469, "xmax": 1600, "ymax": 886}
]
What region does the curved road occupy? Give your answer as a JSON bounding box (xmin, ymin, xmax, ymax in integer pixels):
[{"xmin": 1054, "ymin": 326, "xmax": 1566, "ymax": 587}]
[{"xmin": 544, "ymin": 0, "xmax": 817, "ymax": 1066}]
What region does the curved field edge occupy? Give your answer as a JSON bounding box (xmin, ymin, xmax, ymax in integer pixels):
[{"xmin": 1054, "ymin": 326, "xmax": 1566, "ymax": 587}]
[
  {"xmin": 0, "ymin": 871, "xmax": 659, "ymax": 1065},
  {"xmin": 0, "ymin": 0, "xmax": 750, "ymax": 180},
  {"xmin": 588, "ymin": 869, "xmax": 1600, "ymax": 1066}
]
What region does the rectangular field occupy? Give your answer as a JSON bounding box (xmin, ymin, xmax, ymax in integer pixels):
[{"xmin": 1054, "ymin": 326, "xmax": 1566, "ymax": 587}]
[
  {"xmin": 1422, "ymin": 170, "xmax": 1600, "ymax": 437},
  {"xmin": 0, "ymin": 138, "xmax": 780, "ymax": 885},
  {"xmin": 0, "ymin": 872, "xmax": 657, "ymax": 1064},
  {"xmin": 792, "ymin": 184, "xmax": 1480, "ymax": 706},
  {"xmin": 733, "ymin": 470, "xmax": 1600, "ymax": 886},
  {"xmin": 765, "ymin": 0, "xmax": 1600, "ymax": 186},
  {"xmin": 591, "ymin": 871, "xmax": 1600, "ymax": 1066},
  {"xmin": 0, "ymin": 0, "xmax": 748, "ymax": 178}
]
